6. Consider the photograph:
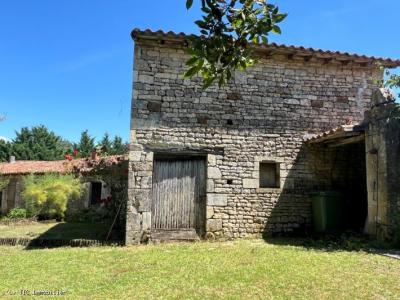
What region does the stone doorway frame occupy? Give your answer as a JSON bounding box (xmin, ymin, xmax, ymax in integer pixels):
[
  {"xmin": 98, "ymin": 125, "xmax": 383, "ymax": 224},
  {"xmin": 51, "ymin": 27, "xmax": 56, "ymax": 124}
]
[{"xmin": 126, "ymin": 148, "xmax": 227, "ymax": 244}]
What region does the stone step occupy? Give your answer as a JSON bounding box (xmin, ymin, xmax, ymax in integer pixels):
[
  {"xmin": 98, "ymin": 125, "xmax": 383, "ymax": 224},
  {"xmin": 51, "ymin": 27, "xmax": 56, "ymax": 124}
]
[{"xmin": 151, "ymin": 229, "xmax": 200, "ymax": 242}]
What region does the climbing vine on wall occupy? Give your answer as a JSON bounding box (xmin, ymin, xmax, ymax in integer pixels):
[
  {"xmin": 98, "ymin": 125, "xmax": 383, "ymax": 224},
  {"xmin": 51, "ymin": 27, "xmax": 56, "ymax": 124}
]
[{"xmin": 71, "ymin": 155, "xmax": 129, "ymax": 228}]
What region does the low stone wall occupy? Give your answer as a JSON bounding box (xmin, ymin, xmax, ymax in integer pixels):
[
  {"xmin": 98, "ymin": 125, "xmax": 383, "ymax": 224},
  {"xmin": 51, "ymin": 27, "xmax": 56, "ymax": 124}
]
[{"xmin": 0, "ymin": 237, "xmax": 123, "ymax": 247}]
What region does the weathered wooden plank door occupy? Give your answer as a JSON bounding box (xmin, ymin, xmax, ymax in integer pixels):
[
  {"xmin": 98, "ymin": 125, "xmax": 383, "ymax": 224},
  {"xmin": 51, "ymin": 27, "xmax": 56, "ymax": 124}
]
[{"xmin": 152, "ymin": 158, "xmax": 206, "ymax": 238}]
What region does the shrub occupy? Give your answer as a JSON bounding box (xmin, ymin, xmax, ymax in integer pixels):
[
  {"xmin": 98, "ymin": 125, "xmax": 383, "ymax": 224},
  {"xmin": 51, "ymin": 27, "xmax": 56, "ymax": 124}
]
[
  {"xmin": 66, "ymin": 206, "xmax": 112, "ymax": 223},
  {"xmin": 22, "ymin": 174, "xmax": 82, "ymax": 220},
  {"xmin": 7, "ymin": 208, "xmax": 27, "ymax": 219}
]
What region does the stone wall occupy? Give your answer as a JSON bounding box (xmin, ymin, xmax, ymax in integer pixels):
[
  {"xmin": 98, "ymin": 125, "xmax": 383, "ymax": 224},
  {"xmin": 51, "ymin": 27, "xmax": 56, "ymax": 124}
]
[
  {"xmin": 127, "ymin": 38, "xmax": 382, "ymax": 244},
  {"xmin": 365, "ymin": 91, "xmax": 400, "ymax": 240}
]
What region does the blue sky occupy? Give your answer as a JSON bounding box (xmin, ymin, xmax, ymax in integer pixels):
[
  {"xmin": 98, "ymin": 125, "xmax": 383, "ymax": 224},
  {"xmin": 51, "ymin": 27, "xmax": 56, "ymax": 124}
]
[{"xmin": 0, "ymin": 0, "xmax": 399, "ymax": 143}]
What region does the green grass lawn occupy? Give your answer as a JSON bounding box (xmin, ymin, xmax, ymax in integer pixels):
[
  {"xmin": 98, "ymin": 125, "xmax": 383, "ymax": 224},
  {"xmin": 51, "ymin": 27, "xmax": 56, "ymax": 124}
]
[
  {"xmin": 0, "ymin": 222, "xmax": 110, "ymax": 240},
  {"xmin": 0, "ymin": 241, "xmax": 399, "ymax": 299}
]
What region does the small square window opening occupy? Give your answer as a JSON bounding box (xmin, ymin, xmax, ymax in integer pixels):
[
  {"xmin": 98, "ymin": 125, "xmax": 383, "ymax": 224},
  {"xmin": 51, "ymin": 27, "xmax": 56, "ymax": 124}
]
[{"xmin": 259, "ymin": 162, "xmax": 280, "ymax": 188}]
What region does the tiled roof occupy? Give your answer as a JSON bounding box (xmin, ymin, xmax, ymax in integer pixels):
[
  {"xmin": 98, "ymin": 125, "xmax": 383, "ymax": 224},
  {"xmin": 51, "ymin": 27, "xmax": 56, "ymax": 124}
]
[
  {"xmin": 0, "ymin": 160, "xmax": 69, "ymax": 175},
  {"xmin": 131, "ymin": 28, "xmax": 400, "ymax": 68},
  {"xmin": 305, "ymin": 124, "xmax": 363, "ymax": 144},
  {"xmin": 0, "ymin": 156, "xmax": 126, "ymax": 175}
]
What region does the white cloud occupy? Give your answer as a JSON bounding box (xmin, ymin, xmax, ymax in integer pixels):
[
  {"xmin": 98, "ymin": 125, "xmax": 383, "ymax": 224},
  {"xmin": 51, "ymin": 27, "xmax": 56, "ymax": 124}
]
[{"xmin": 0, "ymin": 136, "xmax": 9, "ymax": 142}]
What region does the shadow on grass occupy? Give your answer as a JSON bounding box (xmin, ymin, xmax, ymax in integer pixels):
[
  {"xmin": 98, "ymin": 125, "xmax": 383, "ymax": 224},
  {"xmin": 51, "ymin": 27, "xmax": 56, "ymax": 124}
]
[
  {"xmin": 24, "ymin": 222, "xmax": 123, "ymax": 250},
  {"xmin": 262, "ymin": 231, "xmax": 395, "ymax": 253}
]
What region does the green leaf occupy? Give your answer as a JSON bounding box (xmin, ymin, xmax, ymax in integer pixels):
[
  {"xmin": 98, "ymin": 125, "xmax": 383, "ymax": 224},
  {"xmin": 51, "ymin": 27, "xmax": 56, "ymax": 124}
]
[
  {"xmin": 275, "ymin": 13, "xmax": 288, "ymax": 23},
  {"xmin": 239, "ymin": 60, "xmax": 247, "ymax": 70},
  {"xmin": 195, "ymin": 20, "xmax": 209, "ymax": 29},
  {"xmin": 232, "ymin": 18, "xmax": 243, "ymax": 28},
  {"xmin": 272, "ymin": 25, "xmax": 281, "ymax": 34},
  {"xmin": 203, "ymin": 77, "xmax": 215, "ymax": 89},
  {"xmin": 218, "ymin": 73, "xmax": 226, "ymax": 87},
  {"xmin": 186, "ymin": 47, "xmax": 198, "ymax": 56},
  {"xmin": 226, "ymin": 69, "xmax": 232, "ymax": 81},
  {"xmin": 184, "ymin": 66, "xmax": 200, "ymax": 78},
  {"xmin": 186, "ymin": 57, "xmax": 199, "ymax": 66},
  {"xmin": 197, "ymin": 58, "xmax": 205, "ymax": 69},
  {"xmin": 261, "ymin": 36, "xmax": 268, "ymax": 44},
  {"xmin": 186, "ymin": 0, "xmax": 193, "ymax": 9}
]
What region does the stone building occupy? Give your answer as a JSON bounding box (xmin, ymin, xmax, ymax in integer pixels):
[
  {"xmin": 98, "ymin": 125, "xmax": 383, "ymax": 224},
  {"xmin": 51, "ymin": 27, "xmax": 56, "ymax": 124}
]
[
  {"xmin": 126, "ymin": 29, "xmax": 400, "ymax": 244},
  {"xmin": 0, "ymin": 154, "xmax": 127, "ymax": 216}
]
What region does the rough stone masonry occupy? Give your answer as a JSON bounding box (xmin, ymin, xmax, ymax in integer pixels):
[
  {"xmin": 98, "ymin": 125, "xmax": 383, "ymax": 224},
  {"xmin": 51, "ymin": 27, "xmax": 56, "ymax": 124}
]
[{"xmin": 125, "ymin": 29, "xmax": 397, "ymax": 244}]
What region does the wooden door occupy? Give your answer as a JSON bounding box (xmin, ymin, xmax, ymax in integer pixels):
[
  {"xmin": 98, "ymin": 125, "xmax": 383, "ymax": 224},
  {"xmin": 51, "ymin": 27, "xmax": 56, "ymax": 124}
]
[{"xmin": 152, "ymin": 158, "xmax": 206, "ymax": 237}]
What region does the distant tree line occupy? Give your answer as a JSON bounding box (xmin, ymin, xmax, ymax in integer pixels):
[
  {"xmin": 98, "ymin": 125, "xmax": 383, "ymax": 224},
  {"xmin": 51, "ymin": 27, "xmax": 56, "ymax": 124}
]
[{"xmin": 0, "ymin": 125, "xmax": 128, "ymax": 162}]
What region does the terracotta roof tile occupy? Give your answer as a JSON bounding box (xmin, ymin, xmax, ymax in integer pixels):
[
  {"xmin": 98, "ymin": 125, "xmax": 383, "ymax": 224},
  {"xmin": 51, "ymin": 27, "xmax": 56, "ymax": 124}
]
[
  {"xmin": 0, "ymin": 156, "xmax": 126, "ymax": 175},
  {"xmin": 305, "ymin": 124, "xmax": 362, "ymax": 143}
]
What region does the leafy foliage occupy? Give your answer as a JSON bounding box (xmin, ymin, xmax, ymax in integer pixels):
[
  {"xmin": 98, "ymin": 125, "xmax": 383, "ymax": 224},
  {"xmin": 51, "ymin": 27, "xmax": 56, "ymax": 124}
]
[
  {"xmin": 378, "ymin": 67, "xmax": 400, "ymax": 99},
  {"xmin": 99, "ymin": 133, "xmax": 112, "ymax": 153},
  {"xmin": 7, "ymin": 208, "xmax": 27, "ymax": 219},
  {"xmin": 1, "ymin": 125, "xmax": 127, "ymax": 162},
  {"xmin": 76, "ymin": 130, "xmax": 96, "ymax": 158},
  {"xmin": 0, "ymin": 139, "xmax": 12, "ymax": 162},
  {"xmin": 385, "ymin": 71, "xmax": 400, "ymax": 90},
  {"xmin": 110, "ymin": 136, "xmax": 127, "ymax": 155},
  {"xmin": 22, "ymin": 174, "xmax": 82, "ymax": 220},
  {"xmin": 11, "ymin": 126, "xmax": 67, "ymax": 161},
  {"xmin": 98, "ymin": 133, "xmax": 127, "ymax": 155},
  {"xmin": 73, "ymin": 131, "xmax": 127, "ymax": 158},
  {"xmin": 66, "ymin": 207, "xmax": 112, "ymax": 223},
  {"xmin": 185, "ymin": 0, "xmax": 287, "ymax": 88},
  {"xmin": 71, "ymin": 156, "xmax": 128, "ymax": 230}
]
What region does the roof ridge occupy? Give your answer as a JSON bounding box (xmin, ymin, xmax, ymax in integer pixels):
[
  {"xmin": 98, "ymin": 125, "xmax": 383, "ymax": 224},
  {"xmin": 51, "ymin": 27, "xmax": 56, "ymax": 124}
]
[{"xmin": 131, "ymin": 28, "xmax": 400, "ymax": 67}]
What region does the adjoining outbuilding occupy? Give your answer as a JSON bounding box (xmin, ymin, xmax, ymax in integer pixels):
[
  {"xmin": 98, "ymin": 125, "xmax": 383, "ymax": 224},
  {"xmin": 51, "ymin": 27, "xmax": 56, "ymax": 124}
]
[{"xmin": 0, "ymin": 152, "xmax": 128, "ymax": 220}]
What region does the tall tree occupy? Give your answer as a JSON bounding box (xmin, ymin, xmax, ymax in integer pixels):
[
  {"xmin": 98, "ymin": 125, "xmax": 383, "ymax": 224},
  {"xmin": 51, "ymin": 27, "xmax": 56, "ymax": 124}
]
[
  {"xmin": 99, "ymin": 132, "xmax": 112, "ymax": 154},
  {"xmin": 12, "ymin": 125, "xmax": 65, "ymax": 161},
  {"xmin": 110, "ymin": 135, "xmax": 127, "ymax": 155},
  {"xmin": 77, "ymin": 130, "xmax": 95, "ymax": 158},
  {"xmin": 0, "ymin": 139, "xmax": 11, "ymax": 162},
  {"xmin": 185, "ymin": 0, "xmax": 287, "ymax": 88}
]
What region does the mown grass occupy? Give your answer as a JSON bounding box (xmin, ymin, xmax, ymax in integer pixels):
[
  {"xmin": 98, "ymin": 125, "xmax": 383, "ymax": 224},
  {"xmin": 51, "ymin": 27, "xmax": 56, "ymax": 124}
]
[
  {"xmin": 0, "ymin": 240, "xmax": 399, "ymax": 299},
  {"xmin": 0, "ymin": 222, "xmax": 110, "ymax": 240}
]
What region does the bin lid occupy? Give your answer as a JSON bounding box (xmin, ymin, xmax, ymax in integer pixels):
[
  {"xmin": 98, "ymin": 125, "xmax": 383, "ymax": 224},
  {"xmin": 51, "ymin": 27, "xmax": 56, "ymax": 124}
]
[{"xmin": 311, "ymin": 191, "xmax": 342, "ymax": 197}]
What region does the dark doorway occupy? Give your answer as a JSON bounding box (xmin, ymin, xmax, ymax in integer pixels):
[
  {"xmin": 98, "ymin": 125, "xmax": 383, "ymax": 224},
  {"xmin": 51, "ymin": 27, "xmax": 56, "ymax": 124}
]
[
  {"xmin": 90, "ymin": 182, "xmax": 102, "ymax": 206},
  {"xmin": 151, "ymin": 155, "xmax": 207, "ymax": 239},
  {"xmin": 332, "ymin": 142, "xmax": 368, "ymax": 233}
]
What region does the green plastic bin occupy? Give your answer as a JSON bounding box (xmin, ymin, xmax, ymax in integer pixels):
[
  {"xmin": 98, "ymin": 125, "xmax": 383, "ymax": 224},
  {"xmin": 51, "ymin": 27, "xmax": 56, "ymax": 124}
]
[{"xmin": 311, "ymin": 191, "xmax": 344, "ymax": 233}]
